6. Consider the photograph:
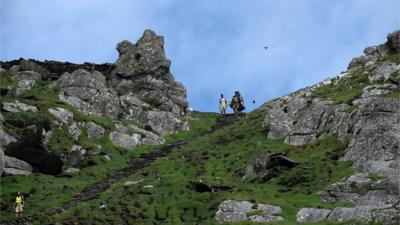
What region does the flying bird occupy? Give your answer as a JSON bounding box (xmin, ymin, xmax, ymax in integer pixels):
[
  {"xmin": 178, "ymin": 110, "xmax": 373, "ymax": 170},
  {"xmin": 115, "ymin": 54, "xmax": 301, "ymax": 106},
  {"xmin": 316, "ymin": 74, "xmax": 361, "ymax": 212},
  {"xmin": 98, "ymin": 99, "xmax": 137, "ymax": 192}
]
[{"xmin": 264, "ymin": 46, "xmax": 268, "ymax": 50}]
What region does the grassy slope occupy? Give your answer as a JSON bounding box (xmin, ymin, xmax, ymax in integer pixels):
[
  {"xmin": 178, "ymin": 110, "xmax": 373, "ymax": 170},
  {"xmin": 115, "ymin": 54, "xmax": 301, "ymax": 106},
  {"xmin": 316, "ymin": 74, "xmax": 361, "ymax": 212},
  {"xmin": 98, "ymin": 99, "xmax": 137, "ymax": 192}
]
[
  {"xmin": 35, "ymin": 110, "xmax": 358, "ymax": 225},
  {"xmin": 2, "ymin": 57, "xmax": 399, "ymax": 224}
]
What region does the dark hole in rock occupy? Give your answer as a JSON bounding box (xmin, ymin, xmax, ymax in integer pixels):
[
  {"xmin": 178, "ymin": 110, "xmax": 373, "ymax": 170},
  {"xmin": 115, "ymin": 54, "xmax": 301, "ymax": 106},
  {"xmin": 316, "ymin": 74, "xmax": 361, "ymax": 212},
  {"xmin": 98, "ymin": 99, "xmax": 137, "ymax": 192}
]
[
  {"xmin": 144, "ymin": 125, "xmax": 153, "ymax": 132},
  {"xmin": 0, "ymin": 87, "xmax": 11, "ymax": 96},
  {"xmin": 187, "ymin": 181, "xmax": 213, "ymax": 193},
  {"xmin": 135, "ymin": 53, "xmax": 142, "ymax": 61}
]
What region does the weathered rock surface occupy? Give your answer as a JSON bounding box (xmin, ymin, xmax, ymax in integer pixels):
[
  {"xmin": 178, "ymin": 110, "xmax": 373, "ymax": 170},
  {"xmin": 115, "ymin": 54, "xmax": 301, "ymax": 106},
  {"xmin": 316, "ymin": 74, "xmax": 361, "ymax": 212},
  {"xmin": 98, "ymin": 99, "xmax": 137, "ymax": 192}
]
[
  {"xmin": 109, "ymin": 131, "xmax": 141, "ymax": 149},
  {"xmin": 48, "ymin": 107, "xmax": 74, "ymax": 125},
  {"xmin": 126, "ymin": 109, "xmax": 189, "ymax": 136},
  {"xmin": 262, "ymin": 30, "xmax": 400, "ymax": 224},
  {"xmin": 12, "ymin": 71, "xmax": 41, "ymax": 95},
  {"xmin": 68, "ymin": 122, "xmax": 81, "ymax": 141},
  {"xmin": 110, "ymin": 29, "xmax": 188, "ymax": 116},
  {"xmin": 1, "ymin": 147, "xmax": 33, "ymax": 176},
  {"xmin": 68, "ymin": 145, "xmax": 87, "ymax": 168},
  {"xmin": 215, "ymin": 200, "xmax": 283, "ymax": 223},
  {"xmin": 80, "ymin": 121, "xmax": 105, "ymax": 140},
  {"xmin": 109, "ymin": 123, "xmax": 165, "ymax": 149},
  {"xmin": 0, "ymin": 125, "xmax": 17, "ymax": 145},
  {"xmin": 4, "ymin": 125, "xmax": 63, "ymax": 175},
  {"xmin": 240, "ymin": 152, "xmax": 298, "ymax": 182},
  {"xmin": 296, "ymin": 208, "xmax": 332, "ymax": 223},
  {"xmin": 2, "ymin": 100, "xmax": 38, "ymax": 112},
  {"xmin": 58, "ymin": 69, "xmax": 120, "ymax": 119}
]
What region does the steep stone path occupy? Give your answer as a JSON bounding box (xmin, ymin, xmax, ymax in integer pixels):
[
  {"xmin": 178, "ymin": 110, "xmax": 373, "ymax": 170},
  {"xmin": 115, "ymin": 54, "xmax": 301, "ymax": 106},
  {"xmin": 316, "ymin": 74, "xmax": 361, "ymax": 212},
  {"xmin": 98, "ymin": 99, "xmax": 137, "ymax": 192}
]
[{"xmin": 1, "ymin": 114, "xmax": 238, "ymax": 225}]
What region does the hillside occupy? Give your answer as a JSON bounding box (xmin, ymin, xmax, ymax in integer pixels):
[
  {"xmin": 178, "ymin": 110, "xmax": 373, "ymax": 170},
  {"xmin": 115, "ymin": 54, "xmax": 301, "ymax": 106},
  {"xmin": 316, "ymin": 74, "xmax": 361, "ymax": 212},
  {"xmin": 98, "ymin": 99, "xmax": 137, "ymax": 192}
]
[{"xmin": 0, "ymin": 30, "xmax": 399, "ymax": 225}]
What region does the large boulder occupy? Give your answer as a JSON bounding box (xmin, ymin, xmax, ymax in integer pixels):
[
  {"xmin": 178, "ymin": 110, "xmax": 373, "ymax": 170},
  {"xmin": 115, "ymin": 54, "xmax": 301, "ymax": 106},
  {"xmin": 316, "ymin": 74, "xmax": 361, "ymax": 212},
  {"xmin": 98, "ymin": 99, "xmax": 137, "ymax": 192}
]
[
  {"xmin": 240, "ymin": 152, "xmax": 298, "ymax": 183},
  {"xmin": 296, "ymin": 208, "xmax": 332, "ymax": 223},
  {"xmin": 0, "ymin": 125, "xmax": 17, "ymax": 146},
  {"xmin": 57, "ymin": 69, "xmax": 120, "ymax": 119},
  {"xmin": 215, "ymin": 200, "xmax": 283, "ymax": 223},
  {"xmin": 127, "ymin": 109, "xmax": 189, "ymax": 136},
  {"xmin": 19, "ymin": 59, "xmax": 50, "ymax": 78},
  {"xmin": 48, "ymin": 107, "xmax": 74, "ymax": 125},
  {"xmin": 110, "ymin": 29, "xmax": 188, "ymax": 116},
  {"xmin": 2, "ymin": 100, "xmax": 38, "ymax": 112},
  {"xmin": 80, "ymin": 121, "xmax": 105, "ymax": 141},
  {"xmin": 12, "ymin": 71, "xmax": 42, "ymax": 96},
  {"xmin": 1, "ymin": 147, "xmax": 33, "ymax": 176}
]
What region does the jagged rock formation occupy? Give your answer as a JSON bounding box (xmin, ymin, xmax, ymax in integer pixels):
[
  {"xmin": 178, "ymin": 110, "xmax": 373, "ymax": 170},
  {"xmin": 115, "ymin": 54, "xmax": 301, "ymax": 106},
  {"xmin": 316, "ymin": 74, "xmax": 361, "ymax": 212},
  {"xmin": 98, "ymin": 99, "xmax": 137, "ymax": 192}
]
[
  {"xmin": 215, "ymin": 200, "xmax": 283, "ymax": 223},
  {"xmin": 110, "ymin": 29, "xmax": 188, "ymax": 116},
  {"xmin": 0, "ymin": 29, "xmax": 189, "ymax": 176},
  {"xmin": 261, "ymin": 30, "xmax": 400, "ymax": 224}
]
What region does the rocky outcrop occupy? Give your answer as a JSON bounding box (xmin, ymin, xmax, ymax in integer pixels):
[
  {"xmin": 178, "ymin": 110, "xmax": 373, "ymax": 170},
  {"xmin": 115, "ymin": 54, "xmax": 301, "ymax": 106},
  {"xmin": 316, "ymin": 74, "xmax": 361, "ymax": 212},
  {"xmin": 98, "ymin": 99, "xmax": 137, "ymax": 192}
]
[
  {"xmin": 68, "ymin": 145, "xmax": 87, "ymax": 168},
  {"xmin": 4, "ymin": 121, "xmax": 63, "ymax": 175},
  {"xmin": 296, "ymin": 208, "xmax": 331, "ymax": 223},
  {"xmin": 1, "ymin": 148, "xmax": 33, "ymax": 176},
  {"xmin": 263, "ymin": 30, "xmax": 400, "ymax": 224},
  {"xmin": 125, "ymin": 108, "xmax": 189, "ymax": 136},
  {"xmin": 110, "ymin": 29, "xmax": 188, "ymax": 116},
  {"xmin": 80, "ymin": 121, "xmax": 105, "ymax": 140},
  {"xmin": 240, "ymin": 152, "xmax": 298, "ymax": 183},
  {"xmin": 57, "ymin": 69, "xmax": 120, "ymax": 119},
  {"xmin": 348, "ymin": 30, "xmax": 400, "ymax": 71},
  {"xmin": 12, "ymin": 71, "xmax": 42, "ymax": 96},
  {"xmin": 48, "ymin": 107, "xmax": 74, "ymax": 125},
  {"xmin": 0, "ymin": 125, "xmax": 17, "ymax": 146},
  {"xmin": 2, "ymin": 100, "xmax": 38, "ymax": 112},
  {"xmin": 109, "ymin": 123, "xmax": 165, "ymax": 149},
  {"xmin": 215, "ymin": 200, "xmax": 283, "ymax": 223}
]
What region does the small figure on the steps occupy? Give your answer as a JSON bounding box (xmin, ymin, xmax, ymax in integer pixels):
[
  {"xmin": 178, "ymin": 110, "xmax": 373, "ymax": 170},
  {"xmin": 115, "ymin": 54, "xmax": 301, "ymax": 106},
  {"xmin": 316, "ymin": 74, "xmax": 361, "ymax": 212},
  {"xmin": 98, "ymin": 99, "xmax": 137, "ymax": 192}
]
[
  {"xmin": 219, "ymin": 94, "xmax": 227, "ymax": 115},
  {"xmin": 230, "ymin": 91, "xmax": 245, "ymax": 117},
  {"xmin": 14, "ymin": 192, "xmax": 25, "ymax": 218}
]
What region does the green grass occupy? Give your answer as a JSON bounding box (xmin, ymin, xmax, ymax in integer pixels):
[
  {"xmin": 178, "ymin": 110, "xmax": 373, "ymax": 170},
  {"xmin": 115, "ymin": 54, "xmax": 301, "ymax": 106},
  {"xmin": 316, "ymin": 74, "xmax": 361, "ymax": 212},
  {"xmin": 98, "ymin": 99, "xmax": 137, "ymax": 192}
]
[
  {"xmin": 0, "ymin": 70, "xmax": 17, "ymax": 89},
  {"xmin": 312, "ymin": 70, "xmax": 369, "ymax": 105},
  {"xmin": 0, "ymin": 110, "xmax": 217, "ymax": 221},
  {"xmin": 37, "ymin": 110, "xmax": 355, "ymax": 225}
]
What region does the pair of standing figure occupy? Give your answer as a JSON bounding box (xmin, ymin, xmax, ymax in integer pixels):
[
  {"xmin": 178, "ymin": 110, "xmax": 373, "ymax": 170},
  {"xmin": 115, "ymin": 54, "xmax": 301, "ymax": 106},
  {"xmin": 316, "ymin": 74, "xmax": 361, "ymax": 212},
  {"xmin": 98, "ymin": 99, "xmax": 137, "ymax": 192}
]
[{"xmin": 219, "ymin": 91, "xmax": 245, "ymax": 116}]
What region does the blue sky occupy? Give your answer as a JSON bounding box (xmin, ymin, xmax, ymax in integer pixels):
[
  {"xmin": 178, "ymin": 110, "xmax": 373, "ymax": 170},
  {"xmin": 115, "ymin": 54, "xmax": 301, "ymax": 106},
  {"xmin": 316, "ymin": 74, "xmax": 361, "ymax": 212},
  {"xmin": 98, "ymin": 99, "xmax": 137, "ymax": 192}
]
[{"xmin": 1, "ymin": 0, "xmax": 399, "ymax": 112}]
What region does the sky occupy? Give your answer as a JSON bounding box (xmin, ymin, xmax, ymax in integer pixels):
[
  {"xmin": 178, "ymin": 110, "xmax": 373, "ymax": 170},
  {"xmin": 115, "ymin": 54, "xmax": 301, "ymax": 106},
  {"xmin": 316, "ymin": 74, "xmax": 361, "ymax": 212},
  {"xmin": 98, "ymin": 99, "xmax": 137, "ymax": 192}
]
[{"xmin": 1, "ymin": 0, "xmax": 399, "ymax": 112}]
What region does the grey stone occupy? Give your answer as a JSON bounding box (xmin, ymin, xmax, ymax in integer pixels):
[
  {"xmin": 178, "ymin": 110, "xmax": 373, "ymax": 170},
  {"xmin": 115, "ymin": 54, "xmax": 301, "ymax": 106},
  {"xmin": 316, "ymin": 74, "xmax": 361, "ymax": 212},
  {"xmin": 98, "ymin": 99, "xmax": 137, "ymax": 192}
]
[
  {"xmin": 2, "ymin": 100, "xmax": 38, "ymax": 112},
  {"xmin": 140, "ymin": 111, "xmax": 189, "ymax": 136},
  {"xmin": 3, "ymin": 167, "xmax": 32, "ymax": 176},
  {"xmin": 218, "ymin": 200, "xmax": 254, "ymax": 213},
  {"xmin": 58, "ymin": 69, "xmax": 120, "ymax": 119},
  {"xmin": 64, "ymin": 167, "xmax": 80, "ymax": 175},
  {"xmin": 48, "ymin": 107, "xmax": 74, "ymax": 125},
  {"xmin": 0, "ymin": 125, "xmax": 17, "ymax": 145},
  {"xmin": 124, "ymin": 179, "xmax": 144, "ymax": 186},
  {"xmin": 215, "ymin": 200, "xmax": 284, "ymax": 223},
  {"xmin": 68, "ymin": 145, "xmax": 87, "ymax": 168},
  {"xmin": 12, "ymin": 71, "xmax": 42, "ymax": 95},
  {"xmin": 328, "ymin": 206, "xmax": 374, "ymax": 222},
  {"xmin": 296, "ymin": 208, "xmax": 332, "ymax": 223},
  {"xmin": 257, "ymin": 204, "xmax": 282, "ymax": 216},
  {"xmin": 111, "ymin": 30, "xmax": 188, "ymax": 116},
  {"xmin": 368, "ymin": 62, "xmax": 400, "ymax": 82},
  {"xmin": 81, "ymin": 122, "xmax": 105, "ymax": 140},
  {"xmin": 19, "ymin": 59, "xmax": 50, "ymax": 77},
  {"xmin": 361, "ymin": 84, "xmax": 398, "ymax": 98},
  {"xmin": 68, "ymin": 122, "xmax": 81, "ymax": 141},
  {"xmin": 42, "ymin": 129, "xmax": 53, "ymax": 145},
  {"xmin": 2, "ymin": 154, "xmax": 33, "ymax": 175},
  {"xmin": 215, "ymin": 211, "xmax": 248, "ymax": 223},
  {"xmin": 109, "ymin": 131, "xmax": 141, "ymax": 149}
]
